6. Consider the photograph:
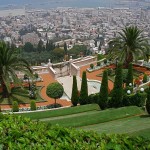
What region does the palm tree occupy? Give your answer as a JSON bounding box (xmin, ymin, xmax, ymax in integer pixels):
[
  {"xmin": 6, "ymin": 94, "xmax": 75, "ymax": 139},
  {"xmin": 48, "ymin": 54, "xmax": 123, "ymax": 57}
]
[
  {"xmin": 0, "ymin": 41, "xmax": 32, "ymax": 98},
  {"xmin": 108, "ymin": 26, "xmax": 150, "ymax": 68}
]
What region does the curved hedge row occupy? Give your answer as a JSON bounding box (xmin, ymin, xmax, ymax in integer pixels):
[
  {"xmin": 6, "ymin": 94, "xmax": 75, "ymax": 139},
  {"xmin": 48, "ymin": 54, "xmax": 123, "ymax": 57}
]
[{"xmin": 0, "ymin": 115, "xmax": 150, "ymax": 150}]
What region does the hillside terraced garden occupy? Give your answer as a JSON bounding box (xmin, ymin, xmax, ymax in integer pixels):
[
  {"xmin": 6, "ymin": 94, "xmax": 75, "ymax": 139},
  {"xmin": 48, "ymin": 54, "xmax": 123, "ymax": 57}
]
[
  {"xmin": 15, "ymin": 104, "xmax": 150, "ymax": 140},
  {"xmin": 0, "ymin": 114, "xmax": 150, "ymax": 149}
]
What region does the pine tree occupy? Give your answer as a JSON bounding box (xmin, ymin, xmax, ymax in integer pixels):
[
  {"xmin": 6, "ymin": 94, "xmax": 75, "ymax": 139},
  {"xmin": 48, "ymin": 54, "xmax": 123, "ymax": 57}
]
[
  {"xmin": 126, "ymin": 63, "xmax": 133, "ymax": 86},
  {"xmin": 99, "ymin": 70, "xmax": 108, "ymax": 109},
  {"xmin": 111, "ymin": 63, "xmax": 123, "ymax": 107},
  {"xmin": 79, "ymin": 71, "xmax": 88, "ymax": 105},
  {"xmin": 71, "ymin": 76, "xmax": 78, "ymax": 106}
]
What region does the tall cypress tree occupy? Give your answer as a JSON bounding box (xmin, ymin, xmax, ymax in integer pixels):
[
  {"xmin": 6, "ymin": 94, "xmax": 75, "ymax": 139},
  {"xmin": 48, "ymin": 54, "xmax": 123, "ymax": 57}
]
[
  {"xmin": 64, "ymin": 42, "xmax": 67, "ymax": 54},
  {"xmin": 146, "ymin": 87, "xmax": 150, "ymax": 114},
  {"xmin": 126, "ymin": 63, "xmax": 133, "ymax": 86},
  {"xmin": 71, "ymin": 76, "xmax": 78, "ymax": 106},
  {"xmin": 111, "ymin": 63, "xmax": 123, "ymax": 107},
  {"xmin": 99, "ymin": 70, "xmax": 108, "ymax": 109},
  {"xmin": 79, "ymin": 71, "xmax": 88, "ymax": 105}
]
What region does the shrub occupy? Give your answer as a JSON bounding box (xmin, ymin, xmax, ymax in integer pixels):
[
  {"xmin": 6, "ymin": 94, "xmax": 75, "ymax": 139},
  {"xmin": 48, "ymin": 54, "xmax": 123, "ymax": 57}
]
[
  {"xmin": 46, "ymin": 82, "xmax": 64, "ymax": 107},
  {"xmin": 12, "ymin": 101, "xmax": 19, "ymax": 112},
  {"xmin": 46, "ymin": 103, "xmax": 62, "ymax": 109},
  {"xmin": 34, "ymin": 73, "xmax": 39, "ymax": 79},
  {"xmin": 143, "ymin": 74, "xmax": 148, "ymax": 83},
  {"xmin": 104, "ymin": 59, "xmax": 107, "ymax": 65},
  {"xmin": 110, "ymin": 63, "xmax": 123, "ymax": 107},
  {"xmin": 0, "ymin": 115, "xmax": 150, "ymax": 149},
  {"xmin": 87, "ymin": 93, "xmax": 99, "ymax": 104},
  {"xmin": 126, "ymin": 63, "xmax": 133, "ymax": 86},
  {"xmin": 133, "ymin": 92, "xmax": 147, "ymax": 107},
  {"xmin": 90, "ymin": 64, "xmax": 94, "ymax": 69},
  {"xmin": 107, "ymin": 68, "xmax": 113, "ymax": 76},
  {"xmin": 97, "ymin": 54, "xmax": 104, "ymax": 60},
  {"xmin": 71, "ymin": 76, "xmax": 79, "ymax": 106},
  {"xmin": 146, "ymin": 87, "xmax": 150, "ymax": 114},
  {"xmin": 30, "ymin": 100, "xmax": 36, "ymax": 111},
  {"xmin": 122, "ymin": 94, "xmax": 135, "ymax": 106},
  {"xmin": 79, "ymin": 71, "xmax": 88, "ymax": 105},
  {"xmin": 99, "ymin": 70, "xmax": 108, "ymax": 109},
  {"xmin": 97, "ymin": 62, "xmax": 101, "ymax": 66},
  {"xmin": 0, "ymin": 112, "xmax": 4, "ymax": 120}
]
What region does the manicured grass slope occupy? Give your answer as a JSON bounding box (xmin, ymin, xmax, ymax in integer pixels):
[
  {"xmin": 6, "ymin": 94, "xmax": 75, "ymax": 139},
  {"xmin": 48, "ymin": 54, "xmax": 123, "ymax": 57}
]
[
  {"xmin": 18, "ymin": 104, "xmax": 99, "ymax": 120},
  {"xmin": 80, "ymin": 116, "xmax": 150, "ymax": 136},
  {"xmin": 44, "ymin": 106, "xmax": 143, "ymax": 127},
  {"xmin": 130, "ymin": 128, "xmax": 150, "ymax": 139}
]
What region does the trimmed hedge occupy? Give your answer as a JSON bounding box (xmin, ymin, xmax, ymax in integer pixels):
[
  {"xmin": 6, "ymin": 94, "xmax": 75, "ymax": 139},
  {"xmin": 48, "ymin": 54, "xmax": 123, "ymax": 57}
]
[
  {"xmin": 12, "ymin": 101, "xmax": 19, "ymax": 112},
  {"xmin": 0, "ymin": 115, "xmax": 150, "ymax": 149},
  {"xmin": 30, "ymin": 100, "xmax": 36, "ymax": 111}
]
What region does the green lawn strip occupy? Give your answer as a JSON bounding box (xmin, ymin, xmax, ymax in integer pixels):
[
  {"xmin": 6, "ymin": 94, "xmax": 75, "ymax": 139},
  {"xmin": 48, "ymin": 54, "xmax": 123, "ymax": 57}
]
[
  {"xmin": 43, "ymin": 106, "xmax": 143, "ymax": 127},
  {"xmin": 40, "ymin": 110, "xmax": 98, "ymax": 121},
  {"xmin": 17, "ymin": 104, "xmax": 99, "ymax": 120},
  {"xmin": 79, "ymin": 115, "xmax": 150, "ymax": 137},
  {"xmin": 129, "ymin": 127, "xmax": 150, "ymax": 139}
]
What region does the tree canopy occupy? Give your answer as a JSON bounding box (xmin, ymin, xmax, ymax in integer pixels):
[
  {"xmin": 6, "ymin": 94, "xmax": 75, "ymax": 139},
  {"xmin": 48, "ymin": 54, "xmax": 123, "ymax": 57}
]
[{"xmin": 108, "ymin": 26, "xmax": 150, "ymax": 67}]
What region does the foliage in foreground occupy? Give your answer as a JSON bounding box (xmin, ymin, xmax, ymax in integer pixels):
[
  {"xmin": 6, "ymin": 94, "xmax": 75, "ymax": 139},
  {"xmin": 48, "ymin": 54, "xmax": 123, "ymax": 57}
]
[{"xmin": 0, "ymin": 115, "xmax": 150, "ymax": 150}]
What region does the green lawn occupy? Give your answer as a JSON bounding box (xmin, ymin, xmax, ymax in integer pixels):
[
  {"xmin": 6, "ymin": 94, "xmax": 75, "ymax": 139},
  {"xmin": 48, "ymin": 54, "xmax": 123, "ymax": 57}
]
[
  {"xmin": 0, "ymin": 86, "xmax": 45, "ymax": 104},
  {"xmin": 79, "ymin": 115, "xmax": 150, "ymax": 138},
  {"xmin": 130, "ymin": 127, "xmax": 150, "ymax": 139},
  {"xmin": 17, "ymin": 104, "xmax": 99, "ymax": 120},
  {"xmin": 43, "ymin": 106, "xmax": 143, "ymax": 127}
]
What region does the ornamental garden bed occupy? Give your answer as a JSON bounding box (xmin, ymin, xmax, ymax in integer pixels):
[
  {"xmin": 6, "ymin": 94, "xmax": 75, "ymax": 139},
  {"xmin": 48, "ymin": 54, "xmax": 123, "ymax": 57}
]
[{"xmin": 0, "ymin": 86, "xmax": 45, "ymax": 105}]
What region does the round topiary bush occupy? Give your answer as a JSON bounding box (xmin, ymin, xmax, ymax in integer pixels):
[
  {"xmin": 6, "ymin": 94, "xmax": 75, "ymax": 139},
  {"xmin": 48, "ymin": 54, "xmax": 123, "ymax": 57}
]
[
  {"xmin": 46, "ymin": 82, "xmax": 64, "ymax": 108},
  {"xmin": 97, "ymin": 62, "xmax": 101, "ymax": 66},
  {"xmin": 12, "ymin": 101, "xmax": 19, "ymax": 112},
  {"xmin": 30, "ymin": 100, "xmax": 36, "ymax": 111},
  {"xmin": 90, "ymin": 64, "xmax": 94, "ymax": 69}
]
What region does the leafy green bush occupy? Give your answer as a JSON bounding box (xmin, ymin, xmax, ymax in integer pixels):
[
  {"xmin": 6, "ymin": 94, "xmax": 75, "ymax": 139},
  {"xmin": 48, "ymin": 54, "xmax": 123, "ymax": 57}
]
[
  {"xmin": 134, "ymin": 92, "xmax": 147, "ymax": 107},
  {"xmin": 12, "ymin": 101, "xmax": 19, "ymax": 112},
  {"xmin": 97, "ymin": 54, "xmax": 104, "ymax": 60},
  {"xmin": 0, "ymin": 115, "xmax": 149, "ymax": 149},
  {"xmin": 104, "ymin": 59, "xmax": 107, "ymax": 65},
  {"xmin": 87, "ymin": 93, "xmax": 99, "ymax": 104},
  {"xmin": 30, "ymin": 100, "xmax": 36, "ymax": 111},
  {"xmin": 0, "ymin": 113, "xmax": 4, "ymax": 120},
  {"xmin": 143, "ymin": 74, "xmax": 148, "ymax": 83},
  {"xmin": 97, "ymin": 62, "xmax": 101, "ymax": 66},
  {"xmin": 122, "ymin": 94, "xmax": 135, "ymax": 106},
  {"xmin": 123, "ymin": 91, "xmax": 146, "ymax": 107},
  {"xmin": 90, "ymin": 63, "xmax": 94, "ymax": 69}
]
